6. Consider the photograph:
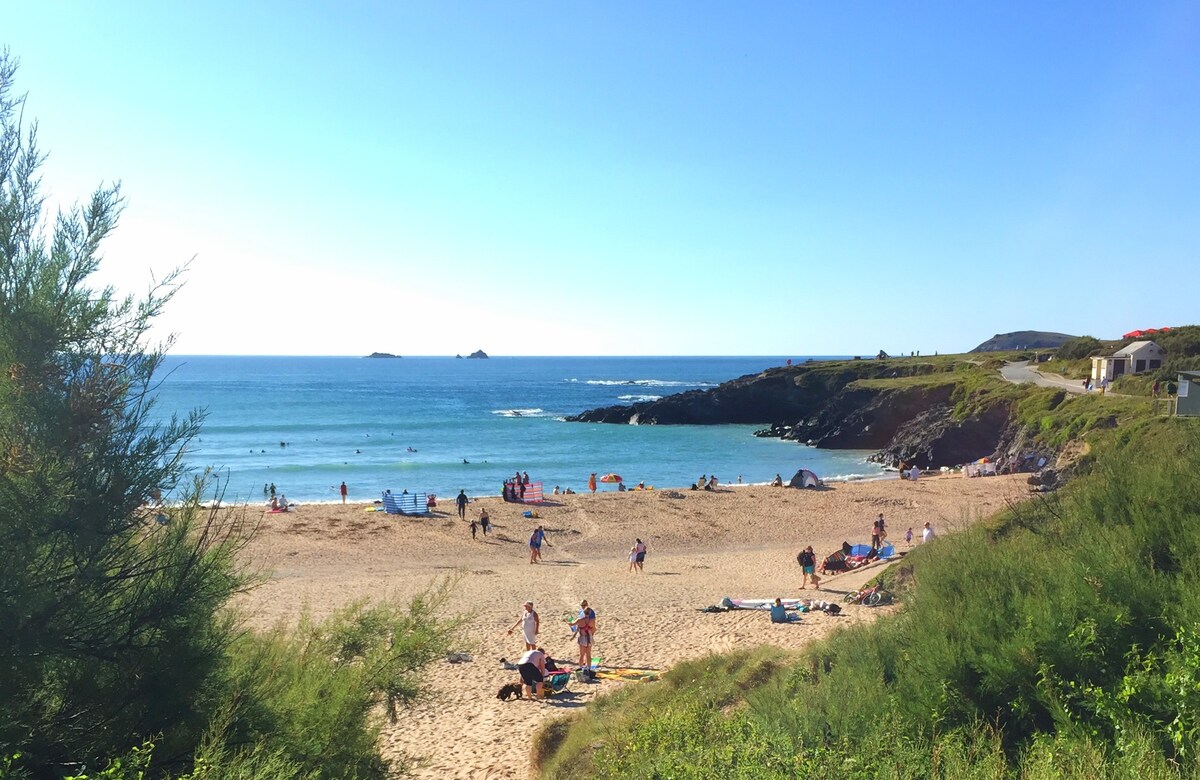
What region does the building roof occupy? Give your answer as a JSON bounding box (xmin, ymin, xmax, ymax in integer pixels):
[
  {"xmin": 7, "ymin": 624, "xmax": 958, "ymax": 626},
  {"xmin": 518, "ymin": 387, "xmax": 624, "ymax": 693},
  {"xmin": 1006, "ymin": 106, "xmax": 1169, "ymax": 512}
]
[
  {"xmin": 1179, "ymin": 370, "xmax": 1200, "ymax": 379},
  {"xmin": 1114, "ymin": 340, "xmax": 1162, "ymax": 356}
]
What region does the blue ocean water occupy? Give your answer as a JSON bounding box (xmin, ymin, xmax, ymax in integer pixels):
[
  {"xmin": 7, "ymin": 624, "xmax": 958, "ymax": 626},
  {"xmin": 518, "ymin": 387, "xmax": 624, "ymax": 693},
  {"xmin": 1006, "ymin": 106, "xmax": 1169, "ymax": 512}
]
[{"xmin": 151, "ymin": 356, "xmax": 884, "ymax": 503}]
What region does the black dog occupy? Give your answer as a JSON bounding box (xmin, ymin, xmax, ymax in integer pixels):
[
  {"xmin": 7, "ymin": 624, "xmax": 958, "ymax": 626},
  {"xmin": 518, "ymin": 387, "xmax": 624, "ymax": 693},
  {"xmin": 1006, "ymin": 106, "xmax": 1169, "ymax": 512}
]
[{"xmin": 497, "ymin": 682, "xmax": 523, "ymax": 701}]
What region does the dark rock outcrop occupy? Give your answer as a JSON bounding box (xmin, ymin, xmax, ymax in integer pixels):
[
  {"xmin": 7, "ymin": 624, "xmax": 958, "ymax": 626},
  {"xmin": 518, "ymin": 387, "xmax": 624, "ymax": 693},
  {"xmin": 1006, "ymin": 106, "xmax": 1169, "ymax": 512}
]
[
  {"xmin": 467, "ymin": 350, "xmax": 489, "ymax": 359},
  {"xmin": 364, "ymin": 352, "xmax": 401, "ymax": 359},
  {"xmin": 567, "ymin": 363, "xmax": 944, "ymax": 426},
  {"xmin": 569, "ymin": 360, "xmax": 1021, "ymax": 469}
]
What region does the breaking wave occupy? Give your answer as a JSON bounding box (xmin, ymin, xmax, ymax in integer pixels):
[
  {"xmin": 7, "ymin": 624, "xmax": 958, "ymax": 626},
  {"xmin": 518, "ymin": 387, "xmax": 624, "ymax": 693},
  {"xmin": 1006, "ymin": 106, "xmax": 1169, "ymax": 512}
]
[
  {"xmin": 491, "ymin": 408, "xmax": 547, "ymax": 418},
  {"xmin": 617, "ymin": 394, "xmax": 662, "ymax": 402}
]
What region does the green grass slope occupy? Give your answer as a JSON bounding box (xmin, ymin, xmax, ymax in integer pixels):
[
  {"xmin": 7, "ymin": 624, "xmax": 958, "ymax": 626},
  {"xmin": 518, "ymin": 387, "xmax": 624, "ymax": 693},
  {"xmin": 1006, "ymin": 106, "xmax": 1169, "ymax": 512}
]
[{"xmin": 537, "ymin": 419, "xmax": 1200, "ymax": 779}]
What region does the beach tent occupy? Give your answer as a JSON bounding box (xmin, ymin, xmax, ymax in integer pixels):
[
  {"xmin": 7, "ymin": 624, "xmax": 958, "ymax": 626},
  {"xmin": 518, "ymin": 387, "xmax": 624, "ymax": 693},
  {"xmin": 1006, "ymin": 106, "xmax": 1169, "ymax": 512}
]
[
  {"xmin": 849, "ymin": 543, "xmax": 897, "ymax": 559},
  {"xmin": 788, "ymin": 469, "xmax": 823, "ymax": 489}
]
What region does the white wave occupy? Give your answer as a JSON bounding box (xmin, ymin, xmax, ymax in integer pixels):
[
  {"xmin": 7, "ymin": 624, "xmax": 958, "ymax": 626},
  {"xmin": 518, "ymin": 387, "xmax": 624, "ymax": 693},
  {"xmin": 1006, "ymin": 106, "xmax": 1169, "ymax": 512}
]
[
  {"xmin": 491, "ymin": 408, "xmax": 546, "ymax": 418},
  {"xmin": 583, "ymin": 379, "xmax": 717, "ymax": 388},
  {"xmin": 822, "ymin": 471, "xmax": 894, "ymax": 483},
  {"xmin": 617, "ymin": 394, "xmax": 662, "ymax": 402}
]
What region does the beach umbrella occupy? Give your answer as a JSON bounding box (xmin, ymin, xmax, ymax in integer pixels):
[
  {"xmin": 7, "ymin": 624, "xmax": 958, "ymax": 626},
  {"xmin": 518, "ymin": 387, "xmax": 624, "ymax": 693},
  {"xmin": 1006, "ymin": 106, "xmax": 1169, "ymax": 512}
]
[{"xmin": 599, "ymin": 473, "xmax": 623, "ymax": 483}]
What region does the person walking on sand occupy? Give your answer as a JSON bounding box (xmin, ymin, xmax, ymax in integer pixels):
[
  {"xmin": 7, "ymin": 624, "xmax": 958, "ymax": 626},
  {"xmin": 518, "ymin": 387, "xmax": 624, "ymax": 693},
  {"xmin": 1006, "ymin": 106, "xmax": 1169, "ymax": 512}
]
[
  {"xmin": 456, "ymin": 489, "xmax": 468, "ymax": 519},
  {"xmin": 922, "ymin": 521, "xmax": 936, "ymax": 543},
  {"xmin": 479, "ymin": 507, "xmax": 490, "ymax": 535},
  {"xmin": 339, "ymin": 481, "xmax": 347, "ymax": 504},
  {"xmin": 588, "ymin": 473, "xmax": 597, "ymax": 494},
  {"xmin": 508, "ymin": 601, "xmax": 540, "ymax": 650},
  {"xmin": 470, "ymin": 519, "xmax": 478, "ymax": 540},
  {"xmin": 905, "ymin": 527, "xmax": 914, "ymax": 545},
  {"xmin": 797, "ymin": 545, "xmax": 816, "ymax": 588},
  {"xmin": 628, "ymin": 544, "xmax": 638, "ymax": 572},
  {"xmin": 634, "ymin": 538, "xmax": 647, "ymax": 572},
  {"xmin": 871, "ymin": 514, "xmax": 884, "ymax": 549},
  {"xmin": 570, "ymin": 601, "xmax": 596, "ymax": 669},
  {"xmin": 529, "ymin": 526, "xmax": 548, "ymax": 563}
]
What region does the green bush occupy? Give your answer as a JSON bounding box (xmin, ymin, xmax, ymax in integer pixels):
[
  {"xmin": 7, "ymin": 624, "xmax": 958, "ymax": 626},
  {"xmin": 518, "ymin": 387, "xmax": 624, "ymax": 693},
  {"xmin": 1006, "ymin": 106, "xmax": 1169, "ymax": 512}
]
[
  {"xmin": 0, "ymin": 52, "xmax": 457, "ymax": 779},
  {"xmin": 211, "ymin": 585, "xmax": 459, "ymax": 779},
  {"xmin": 1056, "ymin": 336, "xmax": 1104, "ymax": 361}
]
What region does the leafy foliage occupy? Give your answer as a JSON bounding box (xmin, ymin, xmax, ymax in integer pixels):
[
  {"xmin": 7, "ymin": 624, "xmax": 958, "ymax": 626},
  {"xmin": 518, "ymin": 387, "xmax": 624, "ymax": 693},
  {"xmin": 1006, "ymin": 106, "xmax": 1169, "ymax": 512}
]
[{"xmin": 0, "ymin": 48, "xmax": 250, "ymax": 775}]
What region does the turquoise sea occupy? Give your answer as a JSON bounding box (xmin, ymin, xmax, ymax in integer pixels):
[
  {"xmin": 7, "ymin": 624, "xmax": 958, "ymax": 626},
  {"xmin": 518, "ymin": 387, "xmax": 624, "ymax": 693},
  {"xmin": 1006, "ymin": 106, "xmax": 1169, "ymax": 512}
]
[{"xmin": 152, "ymin": 356, "xmax": 885, "ymax": 503}]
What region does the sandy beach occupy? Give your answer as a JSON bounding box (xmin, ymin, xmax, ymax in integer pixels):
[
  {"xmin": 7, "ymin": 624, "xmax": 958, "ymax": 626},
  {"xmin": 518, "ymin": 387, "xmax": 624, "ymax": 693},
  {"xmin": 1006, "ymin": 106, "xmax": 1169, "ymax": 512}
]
[{"xmin": 238, "ymin": 474, "xmax": 1029, "ymax": 779}]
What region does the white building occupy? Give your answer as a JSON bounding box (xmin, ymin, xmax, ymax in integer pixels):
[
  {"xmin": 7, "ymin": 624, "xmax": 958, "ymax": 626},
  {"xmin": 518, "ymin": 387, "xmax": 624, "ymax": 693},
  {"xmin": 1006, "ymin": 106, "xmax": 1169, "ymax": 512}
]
[{"xmin": 1090, "ymin": 340, "xmax": 1166, "ymax": 383}]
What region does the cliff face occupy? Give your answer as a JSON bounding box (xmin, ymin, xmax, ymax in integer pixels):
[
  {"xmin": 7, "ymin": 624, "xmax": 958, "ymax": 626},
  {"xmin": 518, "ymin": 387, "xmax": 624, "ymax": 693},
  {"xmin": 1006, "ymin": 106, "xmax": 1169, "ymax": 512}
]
[
  {"xmin": 568, "ymin": 361, "xmax": 1020, "ymax": 469},
  {"xmin": 752, "ymin": 383, "xmax": 1010, "ymax": 468}
]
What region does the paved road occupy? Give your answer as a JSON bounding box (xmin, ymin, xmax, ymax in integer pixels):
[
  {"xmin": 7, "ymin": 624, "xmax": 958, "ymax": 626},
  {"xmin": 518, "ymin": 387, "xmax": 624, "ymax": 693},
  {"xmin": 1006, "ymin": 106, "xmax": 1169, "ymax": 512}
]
[{"xmin": 999, "ymin": 361, "xmax": 1087, "ymax": 394}]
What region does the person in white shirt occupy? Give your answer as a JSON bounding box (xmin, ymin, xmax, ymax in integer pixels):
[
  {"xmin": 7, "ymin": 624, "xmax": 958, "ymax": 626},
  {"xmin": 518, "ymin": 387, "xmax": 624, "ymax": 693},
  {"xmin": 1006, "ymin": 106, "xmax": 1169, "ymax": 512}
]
[
  {"xmin": 507, "ymin": 601, "xmax": 539, "ymax": 650},
  {"xmin": 922, "ymin": 521, "xmax": 936, "ymax": 543},
  {"xmin": 516, "ymin": 647, "xmax": 547, "ymax": 700}
]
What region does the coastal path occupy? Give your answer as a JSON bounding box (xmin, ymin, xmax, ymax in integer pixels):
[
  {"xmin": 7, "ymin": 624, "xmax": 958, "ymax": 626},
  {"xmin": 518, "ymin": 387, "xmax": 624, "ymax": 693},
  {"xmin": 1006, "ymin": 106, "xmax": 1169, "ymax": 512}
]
[{"xmin": 1000, "ymin": 360, "xmax": 1087, "ymax": 394}]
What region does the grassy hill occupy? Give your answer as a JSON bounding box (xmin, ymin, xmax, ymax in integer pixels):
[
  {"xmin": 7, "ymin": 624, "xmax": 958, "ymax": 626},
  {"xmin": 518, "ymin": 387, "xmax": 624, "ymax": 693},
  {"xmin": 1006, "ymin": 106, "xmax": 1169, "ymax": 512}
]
[
  {"xmin": 535, "ymin": 418, "xmax": 1200, "ymax": 779},
  {"xmin": 970, "ymin": 330, "xmax": 1077, "ymax": 353}
]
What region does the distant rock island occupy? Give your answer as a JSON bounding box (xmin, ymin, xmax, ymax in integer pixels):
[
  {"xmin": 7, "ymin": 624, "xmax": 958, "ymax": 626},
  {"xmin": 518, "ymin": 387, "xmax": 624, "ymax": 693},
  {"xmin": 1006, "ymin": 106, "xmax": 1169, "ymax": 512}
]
[
  {"xmin": 466, "ymin": 350, "xmax": 489, "ymax": 359},
  {"xmin": 970, "ymin": 331, "xmax": 1076, "ymax": 352},
  {"xmin": 364, "ymin": 352, "xmax": 402, "ymax": 359}
]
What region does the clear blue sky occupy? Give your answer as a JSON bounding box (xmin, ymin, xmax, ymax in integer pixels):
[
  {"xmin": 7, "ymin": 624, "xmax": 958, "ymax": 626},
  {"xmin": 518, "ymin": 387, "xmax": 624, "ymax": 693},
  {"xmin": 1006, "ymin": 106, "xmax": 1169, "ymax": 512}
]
[{"xmin": 6, "ymin": 2, "xmax": 1199, "ymax": 355}]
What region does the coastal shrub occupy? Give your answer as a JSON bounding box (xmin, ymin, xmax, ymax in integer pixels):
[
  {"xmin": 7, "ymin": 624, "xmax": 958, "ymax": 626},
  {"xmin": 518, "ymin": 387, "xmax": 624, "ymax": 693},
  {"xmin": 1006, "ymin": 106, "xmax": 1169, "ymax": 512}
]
[
  {"xmin": 1056, "ymin": 336, "xmax": 1104, "ymax": 361},
  {"xmin": 538, "ymin": 421, "xmax": 1200, "ymax": 777},
  {"xmin": 0, "ymin": 50, "xmax": 249, "ymax": 775},
  {"xmin": 0, "ymin": 52, "xmax": 457, "ymax": 779},
  {"xmin": 211, "ymin": 585, "xmax": 459, "ymax": 779}
]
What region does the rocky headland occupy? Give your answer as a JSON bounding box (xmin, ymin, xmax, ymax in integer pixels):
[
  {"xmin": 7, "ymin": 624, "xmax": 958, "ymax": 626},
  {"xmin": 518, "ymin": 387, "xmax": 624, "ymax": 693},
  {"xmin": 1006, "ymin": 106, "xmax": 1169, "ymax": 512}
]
[{"xmin": 567, "ymin": 358, "xmax": 1054, "ymax": 470}]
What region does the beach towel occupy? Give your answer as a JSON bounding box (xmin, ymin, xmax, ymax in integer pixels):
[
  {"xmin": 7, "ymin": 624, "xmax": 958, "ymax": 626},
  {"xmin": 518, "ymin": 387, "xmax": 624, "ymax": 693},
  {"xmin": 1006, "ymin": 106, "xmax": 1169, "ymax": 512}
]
[
  {"xmin": 720, "ymin": 597, "xmax": 808, "ymax": 611},
  {"xmin": 821, "ymin": 550, "xmax": 848, "ymax": 573}
]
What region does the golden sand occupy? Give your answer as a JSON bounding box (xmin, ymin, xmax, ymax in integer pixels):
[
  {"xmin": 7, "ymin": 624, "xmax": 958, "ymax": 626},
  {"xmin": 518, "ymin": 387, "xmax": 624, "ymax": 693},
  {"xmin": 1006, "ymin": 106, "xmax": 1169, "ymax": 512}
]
[{"xmin": 238, "ymin": 473, "xmax": 1028, "ymax": 779}]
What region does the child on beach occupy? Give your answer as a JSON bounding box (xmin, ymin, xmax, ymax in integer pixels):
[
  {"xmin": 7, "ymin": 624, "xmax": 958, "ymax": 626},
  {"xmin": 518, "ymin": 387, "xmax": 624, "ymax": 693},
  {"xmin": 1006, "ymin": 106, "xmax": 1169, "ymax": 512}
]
[
  {"xmin": 905, "ymin": 527, "xmax": 913, "ymax": 545},
  {"xmin": 628, "ymin": 545, "xmax": 638, "ymax": 572},
  {"xmin": 570, "ymin": 601, "xmax": 596, "ymax": 669}
]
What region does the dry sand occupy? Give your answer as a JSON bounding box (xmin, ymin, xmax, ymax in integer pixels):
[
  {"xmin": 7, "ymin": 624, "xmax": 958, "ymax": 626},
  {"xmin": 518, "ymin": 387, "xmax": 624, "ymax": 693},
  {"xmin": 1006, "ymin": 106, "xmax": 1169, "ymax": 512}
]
[{"xmin": 239, "ymin": 474, "xmax": 1029, "ymax": 779}]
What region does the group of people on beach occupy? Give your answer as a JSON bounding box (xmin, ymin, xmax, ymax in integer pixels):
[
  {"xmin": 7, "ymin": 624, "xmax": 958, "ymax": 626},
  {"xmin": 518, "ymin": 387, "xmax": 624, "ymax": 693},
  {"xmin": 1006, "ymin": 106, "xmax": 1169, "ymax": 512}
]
[
  {"xmin": 503, "ymin": 472, "xmax": 533, "ymax": 502},
  {"xmin": 506, "ymin": 599, "xmax": 597, "ymax": 700},
  {"xmin": 690, "ymin": 474, "xmax": 720, "ymax": 491},
  {"xmin": 262, "ymin": 483, "xmax": 291, "ymax": 512}
]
